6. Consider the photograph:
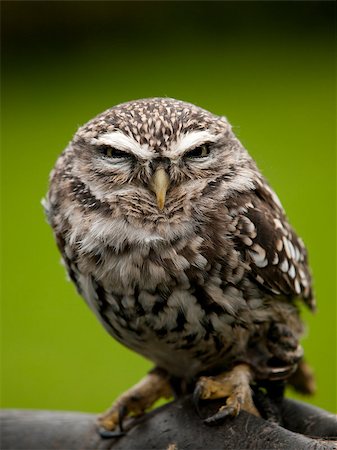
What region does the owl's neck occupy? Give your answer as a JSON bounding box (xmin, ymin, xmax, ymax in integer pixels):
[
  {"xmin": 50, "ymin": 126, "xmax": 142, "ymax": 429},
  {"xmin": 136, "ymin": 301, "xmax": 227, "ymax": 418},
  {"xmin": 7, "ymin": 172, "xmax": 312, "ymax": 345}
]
[{"xmin": 73, "ymin": 215, "xmax": 196, "ymax": 256}]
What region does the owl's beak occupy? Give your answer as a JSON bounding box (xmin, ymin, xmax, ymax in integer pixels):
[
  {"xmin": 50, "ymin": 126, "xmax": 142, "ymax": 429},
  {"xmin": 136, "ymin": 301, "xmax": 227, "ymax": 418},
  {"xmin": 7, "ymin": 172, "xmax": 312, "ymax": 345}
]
[{"xmin": 150, "ymin": 168, "xmax": 170, "ymax": 210}]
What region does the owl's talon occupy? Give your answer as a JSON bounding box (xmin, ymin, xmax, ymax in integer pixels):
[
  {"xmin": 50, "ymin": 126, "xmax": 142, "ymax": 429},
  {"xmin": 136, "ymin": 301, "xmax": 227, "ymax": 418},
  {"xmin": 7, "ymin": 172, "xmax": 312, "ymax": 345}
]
[
  {"xmin": 192, "ymin": 384, "xmax": 203, "ymax": 418},
  {"xmin": 267, "ymin": 363, "xmax": 297, "ymax": 380},
  {"xmin": 98, "ymin": 427, "xmax": 126, "ymax": 439},
  {"xmin": 118, "ymin": 404, "xmax": 128, "ymax": 432},
  {"xmin": 97, "ymin": 368, "xmax": 172, "ymax": 437},
  {"xmin": 204, "ymin": 405, "xmax": 236, "ymax": 425},
  {"xmin": 195, "ymin": 364, "xmax": 260, "ymax": 424}
]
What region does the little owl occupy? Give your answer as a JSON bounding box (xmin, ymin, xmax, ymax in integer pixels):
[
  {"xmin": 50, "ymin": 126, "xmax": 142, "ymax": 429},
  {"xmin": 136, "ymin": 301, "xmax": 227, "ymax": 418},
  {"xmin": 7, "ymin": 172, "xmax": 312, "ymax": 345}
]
[{"xmin": 45, "ymin": 98, "xmax": 315, "ymax": 436}]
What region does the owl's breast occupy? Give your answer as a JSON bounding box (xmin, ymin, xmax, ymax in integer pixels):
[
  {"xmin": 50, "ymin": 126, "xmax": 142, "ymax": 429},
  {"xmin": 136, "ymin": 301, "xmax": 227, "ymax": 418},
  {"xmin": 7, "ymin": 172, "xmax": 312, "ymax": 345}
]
[
  {"xmin": 74, "ymin": 244, "xmax": 254, "ymax": 378},
  {"xmin": 70, "ymin": 222, "xmax": 270, "ymax": 378},
  {"xmin": 89, "ymin": 280, "xmax": 247, "ymax": 378}
]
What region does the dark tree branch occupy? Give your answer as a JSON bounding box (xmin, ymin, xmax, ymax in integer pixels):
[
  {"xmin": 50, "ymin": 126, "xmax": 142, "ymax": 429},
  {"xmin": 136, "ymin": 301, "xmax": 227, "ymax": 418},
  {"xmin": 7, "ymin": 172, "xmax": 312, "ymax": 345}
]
[{"xmin": 1, "ymin": 397, "xmax": 337, "ymax": 450}]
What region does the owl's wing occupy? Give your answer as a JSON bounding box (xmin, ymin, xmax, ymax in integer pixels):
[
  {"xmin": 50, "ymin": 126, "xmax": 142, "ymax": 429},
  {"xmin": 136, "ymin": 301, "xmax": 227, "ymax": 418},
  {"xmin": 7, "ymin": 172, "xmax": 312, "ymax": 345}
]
[{"xmin": 229, "ymin": 181, "xmax": 315, "ymax": 311}]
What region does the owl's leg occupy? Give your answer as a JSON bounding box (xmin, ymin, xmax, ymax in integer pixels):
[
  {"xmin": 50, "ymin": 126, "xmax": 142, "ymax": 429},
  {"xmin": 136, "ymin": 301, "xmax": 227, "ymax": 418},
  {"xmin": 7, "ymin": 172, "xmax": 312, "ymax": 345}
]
[
  {"xmin": 98, "ymin": 367, "xmax": 172, "ymax": 437},
  {"xmin": 193, "ymin": 363, "xmax": 259, "ymax": 425}
]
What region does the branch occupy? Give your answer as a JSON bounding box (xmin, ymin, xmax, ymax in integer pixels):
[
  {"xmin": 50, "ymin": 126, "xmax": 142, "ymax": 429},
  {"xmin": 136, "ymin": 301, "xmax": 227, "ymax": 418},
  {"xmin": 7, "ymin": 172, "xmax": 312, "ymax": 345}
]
[{"xmin": 1, "ymin": 397, "xmax": 336, "ymax": 450}]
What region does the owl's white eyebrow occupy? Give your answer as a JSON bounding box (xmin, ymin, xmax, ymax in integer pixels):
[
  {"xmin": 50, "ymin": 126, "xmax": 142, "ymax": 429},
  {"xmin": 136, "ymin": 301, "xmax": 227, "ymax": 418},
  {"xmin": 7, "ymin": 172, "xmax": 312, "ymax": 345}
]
[
  {"xmin": 168, "ymin": 130, "xmax": 219, "ymax": 157},
  {"xmin": 92, "ymin": 132, "xmax": 153, "ymax": 159}
]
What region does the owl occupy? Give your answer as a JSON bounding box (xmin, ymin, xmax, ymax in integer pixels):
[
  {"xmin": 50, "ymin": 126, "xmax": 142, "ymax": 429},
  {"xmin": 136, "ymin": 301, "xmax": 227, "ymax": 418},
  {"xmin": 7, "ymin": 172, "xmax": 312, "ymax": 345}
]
[{"xmin": 44, "ymin": 98, "xmax": 315, "ymax": 436}]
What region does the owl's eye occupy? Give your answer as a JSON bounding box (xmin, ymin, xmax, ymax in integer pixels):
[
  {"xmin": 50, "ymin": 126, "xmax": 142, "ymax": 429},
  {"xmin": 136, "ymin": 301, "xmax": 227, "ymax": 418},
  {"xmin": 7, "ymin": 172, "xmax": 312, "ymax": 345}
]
[
  {"xmin": 99, "ymin": 146, "xmax": 133, "ymax": 159},
  {"xmin": 184, "ymin": 144, "xmax": 211, "ymax": 159}
]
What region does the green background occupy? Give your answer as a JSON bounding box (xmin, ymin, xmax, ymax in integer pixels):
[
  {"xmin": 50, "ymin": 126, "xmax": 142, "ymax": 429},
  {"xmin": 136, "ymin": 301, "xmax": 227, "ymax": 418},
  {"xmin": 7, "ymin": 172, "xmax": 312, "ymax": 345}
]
[{"xmin": 1, "ymin": 2, "xmax": 336, "ymax": 414}]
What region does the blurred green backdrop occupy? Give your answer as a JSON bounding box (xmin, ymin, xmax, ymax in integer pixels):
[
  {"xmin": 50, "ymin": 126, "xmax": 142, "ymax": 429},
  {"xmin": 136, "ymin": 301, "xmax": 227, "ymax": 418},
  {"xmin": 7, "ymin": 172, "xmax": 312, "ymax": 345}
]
[{"xmin": 1, "ymin": 2, "xmax": 336, "ymax": 413}]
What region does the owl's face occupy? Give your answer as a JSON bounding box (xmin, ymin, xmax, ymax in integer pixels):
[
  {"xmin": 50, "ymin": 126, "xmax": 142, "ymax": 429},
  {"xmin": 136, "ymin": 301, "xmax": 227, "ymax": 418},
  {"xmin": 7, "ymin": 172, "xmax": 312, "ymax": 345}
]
[{"xmin": 68, "ymin": 98, "xmax": 256, "ymax": 236}]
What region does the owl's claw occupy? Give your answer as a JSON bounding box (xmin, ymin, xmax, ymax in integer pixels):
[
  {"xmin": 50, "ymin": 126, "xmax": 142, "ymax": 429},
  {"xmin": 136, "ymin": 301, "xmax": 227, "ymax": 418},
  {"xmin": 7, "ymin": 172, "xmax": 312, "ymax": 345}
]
[
  {"xmin": 194, "ymin": 363, "xmax": 260, "ymax": 424},
  {"xmin": 204, "ymin": 405, "xmax": 236, "ymax": 425},
  {"xmin": 97, "ymin": 367, "xmax": 172, "ymax": 437},
  {"xmin": 267, "ymin": 363, "xmax": 297, "ymax": 380},
  {"xmin": 192, "ymin": 384, "xmax": 203, "ymax": 418},
  {"xmin": 98, "ymin": 427, "xmax": 126, "ymax": 439},
  {"xmin": 98, "ymin": 404, "xmax": 127, "ymax": 438},
  {"xmin": 118, "ymin": 404, "xmax": 127, "ymax": 432}
]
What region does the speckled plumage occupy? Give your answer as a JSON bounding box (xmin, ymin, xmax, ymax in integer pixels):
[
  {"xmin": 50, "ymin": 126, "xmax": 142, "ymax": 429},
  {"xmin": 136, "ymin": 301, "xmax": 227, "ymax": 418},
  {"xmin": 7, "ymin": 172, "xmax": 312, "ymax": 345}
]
[{"xmin": 45, "ymin": 97, "xmax": 314, "ymax": 384}]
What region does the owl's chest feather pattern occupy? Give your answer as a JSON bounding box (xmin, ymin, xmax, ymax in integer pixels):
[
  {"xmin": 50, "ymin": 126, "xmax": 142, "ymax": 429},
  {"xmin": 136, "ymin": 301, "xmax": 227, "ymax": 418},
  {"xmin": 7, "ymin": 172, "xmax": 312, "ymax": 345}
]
[{"xmin": 66, "ymin": 226, "xmax": 275, "ymax": 378}]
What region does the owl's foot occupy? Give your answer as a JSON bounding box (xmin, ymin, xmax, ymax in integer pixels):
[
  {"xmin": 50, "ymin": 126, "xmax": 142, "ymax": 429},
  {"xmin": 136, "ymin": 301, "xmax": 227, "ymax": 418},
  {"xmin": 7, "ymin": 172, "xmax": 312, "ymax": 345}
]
[
  {"xmin": 98, "ymin": 367, "xmax": 172, "ymax": 438},
  {"xmin": 193, "ymin": 363, "xmax": 259, "ymax": 425}
]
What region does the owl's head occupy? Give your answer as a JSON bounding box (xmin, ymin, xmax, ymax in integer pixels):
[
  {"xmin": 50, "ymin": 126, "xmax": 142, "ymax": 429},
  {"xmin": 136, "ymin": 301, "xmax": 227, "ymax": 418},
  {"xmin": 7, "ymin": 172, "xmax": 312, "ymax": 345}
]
[{"xmin": 59, "ymin": 98, "xmax": 258, "ymax": 238}]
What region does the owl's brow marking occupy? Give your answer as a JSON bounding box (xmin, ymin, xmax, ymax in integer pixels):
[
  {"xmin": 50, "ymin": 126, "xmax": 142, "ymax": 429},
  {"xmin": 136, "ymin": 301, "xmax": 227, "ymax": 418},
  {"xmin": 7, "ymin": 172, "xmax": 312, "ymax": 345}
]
[
  {"xmin": 167, "ymin": 130, "xmax": 219, "ymax": 158},
  {"xmin": 92, "ymin": 132, "xmax": 154, "ymax": 159}
]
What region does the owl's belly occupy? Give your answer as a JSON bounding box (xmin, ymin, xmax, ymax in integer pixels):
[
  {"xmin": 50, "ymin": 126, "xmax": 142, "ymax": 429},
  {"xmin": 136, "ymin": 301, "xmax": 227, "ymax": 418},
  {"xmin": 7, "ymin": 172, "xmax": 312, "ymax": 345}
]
[{"xmin": 86, "ymin": 279, "xmax": 250, "ymax": 378}]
